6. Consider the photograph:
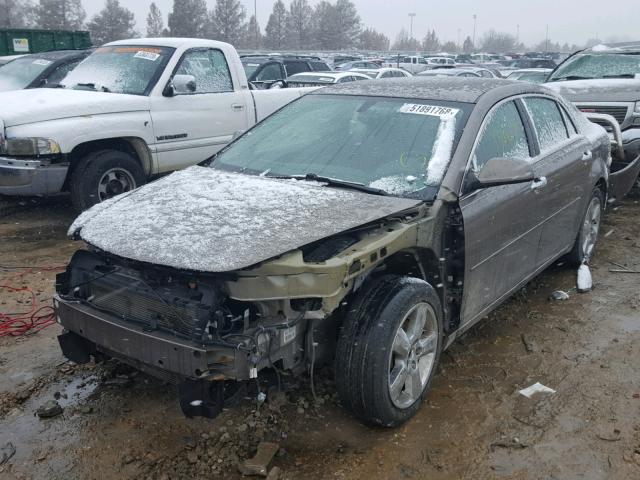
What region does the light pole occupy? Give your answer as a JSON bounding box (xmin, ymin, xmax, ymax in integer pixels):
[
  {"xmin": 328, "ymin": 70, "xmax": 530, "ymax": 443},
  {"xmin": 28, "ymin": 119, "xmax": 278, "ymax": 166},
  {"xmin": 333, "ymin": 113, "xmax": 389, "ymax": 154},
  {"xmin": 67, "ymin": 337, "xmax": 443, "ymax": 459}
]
[
  {"xmin": 254, "ymin": 0, "xmax": 258, "ymax": 49},
  {"xmin": 409, "ymin": 13, "xmax": 416, "ymax": 44},
  {"xmin": 545, "ymin": 24, "xmax": 550, "ymax": 52},
  {"xmin": 472, "ymin": 14, "xmax": 477, "ymax": 51}
]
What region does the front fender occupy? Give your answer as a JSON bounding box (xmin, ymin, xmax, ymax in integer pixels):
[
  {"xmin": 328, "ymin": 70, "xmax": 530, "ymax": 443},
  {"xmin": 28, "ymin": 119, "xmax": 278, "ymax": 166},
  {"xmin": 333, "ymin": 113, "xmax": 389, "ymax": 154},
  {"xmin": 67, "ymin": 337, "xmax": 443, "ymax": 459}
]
[{"xmin": 5, "ymin": 111, "xmax": 156, "ymax": 155}]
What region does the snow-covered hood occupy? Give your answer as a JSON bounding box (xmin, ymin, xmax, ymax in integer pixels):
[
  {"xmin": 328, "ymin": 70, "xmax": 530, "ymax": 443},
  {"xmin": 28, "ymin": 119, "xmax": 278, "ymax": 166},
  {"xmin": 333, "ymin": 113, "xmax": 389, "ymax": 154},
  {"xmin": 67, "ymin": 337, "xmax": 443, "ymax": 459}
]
[
  {"xmin": 545, "ymin": 79, "xmax": 640, "ymax": 102},
  {"xmin": 69, "ymin": 167, "xmax": 422, "ymax": 273},
  {"xmin": 0, "ymin": 89, "xmax": 150, "ymax": 127}
]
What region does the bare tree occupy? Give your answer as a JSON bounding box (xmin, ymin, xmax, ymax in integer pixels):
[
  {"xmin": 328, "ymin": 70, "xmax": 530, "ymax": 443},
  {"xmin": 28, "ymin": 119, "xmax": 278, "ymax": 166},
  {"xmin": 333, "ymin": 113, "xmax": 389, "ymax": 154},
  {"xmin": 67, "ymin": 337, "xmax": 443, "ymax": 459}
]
[
  {"xmin": 168, "ymin": 0, "xmax": 208, "ymax": 38},
  {"xmin": 480, "ymin": 29, "xmax": 517, "ymax": 53},
  {"xmin": 392, "ymin": 28, "xmax": 420, "ymax": 51},
  {"xmin": 287, "ymin": 0, "xmax": 313, "ymax": 49},
  {"xmin": 146, "ymin": 2, "xmax": 164, "ymax": 38},
  {"xmin": 0, "ymin": 0, "xmax": 36, "ymax": 28},
  {"xmin": 87, "ymin": 0, "xmax": 137, "ymax": 46},
  {"xmin": 264, "ymin": 0, "xmax": 287, "ymax": 50},
  {"xmin": 422, "ymin": 30, "xmax": 440, "ymax": 53},
  {"xmin": 359, "ymin": 28, "xmax": 389, "ymax": 51},
  {"xmin": 35, "ymin": 0, "xmax": 86, "ymax": 30},
  {"xmin": 209, "ymin": 0, "xmax": 246, "ymax": 45}
]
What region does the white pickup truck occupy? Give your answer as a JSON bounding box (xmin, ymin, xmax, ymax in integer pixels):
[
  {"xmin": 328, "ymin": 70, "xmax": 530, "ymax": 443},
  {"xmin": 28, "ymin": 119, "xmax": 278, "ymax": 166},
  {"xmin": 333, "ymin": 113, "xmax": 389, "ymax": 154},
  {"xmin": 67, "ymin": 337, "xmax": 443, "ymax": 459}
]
[{"xmin": 0, "ymin": 38, "xmax": 311, "ymax": 210}]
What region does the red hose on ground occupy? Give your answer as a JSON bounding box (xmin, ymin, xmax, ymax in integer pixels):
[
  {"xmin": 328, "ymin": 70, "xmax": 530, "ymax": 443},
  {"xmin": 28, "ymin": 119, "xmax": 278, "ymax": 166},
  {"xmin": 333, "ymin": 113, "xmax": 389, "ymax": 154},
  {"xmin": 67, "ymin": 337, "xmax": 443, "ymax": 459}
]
[{"xmin": 0, "ymin": 266, "xmax": 65, "ymax": 337}]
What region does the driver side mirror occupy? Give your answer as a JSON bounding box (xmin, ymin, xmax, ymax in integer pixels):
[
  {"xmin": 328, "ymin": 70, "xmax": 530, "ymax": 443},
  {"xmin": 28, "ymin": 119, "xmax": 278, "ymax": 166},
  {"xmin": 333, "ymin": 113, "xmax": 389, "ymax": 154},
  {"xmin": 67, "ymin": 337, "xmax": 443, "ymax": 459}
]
[
  {"xmin": 163, "ymin": 74, "xmax": 197, "ymax": 97},
  {"xmin": 468, "ymin": 157, "xmax": 536, "ymax": 190}
]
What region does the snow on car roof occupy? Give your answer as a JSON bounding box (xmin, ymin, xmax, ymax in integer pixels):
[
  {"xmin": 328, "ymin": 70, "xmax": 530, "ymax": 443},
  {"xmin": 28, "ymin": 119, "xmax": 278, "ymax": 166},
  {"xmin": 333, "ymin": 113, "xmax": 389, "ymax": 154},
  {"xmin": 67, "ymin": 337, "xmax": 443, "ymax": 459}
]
[
  {"xmin": 289, "ymin": 71, "xmax": 366, "ymax": 80},
  {"xmin": 313, "ymin": 76, "xmax": 523, "ymax": 104},
  {"xmin": 106, "ymin": 37, "xmax": 233, "ymax": 50}
]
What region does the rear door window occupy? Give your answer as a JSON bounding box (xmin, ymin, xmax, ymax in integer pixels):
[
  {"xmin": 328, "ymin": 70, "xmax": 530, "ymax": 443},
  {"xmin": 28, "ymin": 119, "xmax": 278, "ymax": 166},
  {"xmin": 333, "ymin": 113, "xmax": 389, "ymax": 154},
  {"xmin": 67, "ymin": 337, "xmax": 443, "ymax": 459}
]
[
  {"xmin": 523, "ymin": 97, "xmax": 569, "ymax": 151},
  {"xmin": 284, "ymin": 61, "xmax": 311, "ymax": 76},
  {"xmin": 256, "ymin": 63, "xmax": 283, "ymax": 81},
  {"xmin": 473, "ymin": 100, "xmax": 531, "ymax": 170}
]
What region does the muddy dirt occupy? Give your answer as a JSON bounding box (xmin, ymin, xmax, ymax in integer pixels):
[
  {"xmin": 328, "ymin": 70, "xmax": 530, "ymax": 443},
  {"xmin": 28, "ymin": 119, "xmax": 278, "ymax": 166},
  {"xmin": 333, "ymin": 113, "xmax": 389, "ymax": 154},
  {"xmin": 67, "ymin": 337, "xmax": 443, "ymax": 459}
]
[{"xmin": 1, "ymin": 194, "xmax": 639, "ymax": 480}]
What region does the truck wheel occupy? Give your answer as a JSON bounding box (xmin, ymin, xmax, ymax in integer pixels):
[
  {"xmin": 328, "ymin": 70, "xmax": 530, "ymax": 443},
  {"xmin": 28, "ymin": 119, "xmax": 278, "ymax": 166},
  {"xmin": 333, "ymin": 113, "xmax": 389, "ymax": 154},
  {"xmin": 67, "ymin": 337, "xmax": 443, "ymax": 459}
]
[
  {"xmin": 70, "ymin": 150, "xmax": 145, "ymax": 212},
  {"xmin": 567, "ymin": 188, "xmax": 604, "ymax": 265},
  {"xmin": 335, "ymin": 275, "xmax": 443, "ymax": 427}
]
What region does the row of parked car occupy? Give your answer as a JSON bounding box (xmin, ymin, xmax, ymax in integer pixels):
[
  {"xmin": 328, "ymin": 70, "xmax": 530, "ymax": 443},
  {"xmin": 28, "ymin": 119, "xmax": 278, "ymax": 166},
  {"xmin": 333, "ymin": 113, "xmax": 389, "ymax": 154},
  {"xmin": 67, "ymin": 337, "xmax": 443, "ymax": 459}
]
[{"xmin": 1, "ymin": 37, "xmax": 640, "ymax": 428}]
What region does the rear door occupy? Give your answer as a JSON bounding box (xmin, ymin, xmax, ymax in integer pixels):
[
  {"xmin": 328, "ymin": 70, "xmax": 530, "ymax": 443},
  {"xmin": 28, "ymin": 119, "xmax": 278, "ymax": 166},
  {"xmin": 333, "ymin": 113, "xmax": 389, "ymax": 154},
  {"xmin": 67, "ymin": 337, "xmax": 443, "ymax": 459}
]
[
  {"xmin": 460, "ymin": 99, "xmax": 544, "ymax": 325},
  {"xmin": 150, "ymin": 48, "xmax": 249, "ymax": 172},
  {"xmin": 520, "ymin": 96, "xmax": 593, "ymax": 265}
]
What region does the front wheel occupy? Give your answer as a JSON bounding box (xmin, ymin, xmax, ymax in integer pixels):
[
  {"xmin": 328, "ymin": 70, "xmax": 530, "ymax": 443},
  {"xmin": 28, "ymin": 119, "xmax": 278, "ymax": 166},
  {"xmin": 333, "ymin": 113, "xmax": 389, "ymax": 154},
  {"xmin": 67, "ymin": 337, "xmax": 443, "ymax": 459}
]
[
  {"xmin": 335, "ymin": 275, "xmax": 443, "ymax": 427},
  {"xmin": 70, "ymin": 149, "xmax": 146, "ymax": 212},
  {"xmin": 567, "ymin": 188, "xmax": 604, "ymax": 265}
]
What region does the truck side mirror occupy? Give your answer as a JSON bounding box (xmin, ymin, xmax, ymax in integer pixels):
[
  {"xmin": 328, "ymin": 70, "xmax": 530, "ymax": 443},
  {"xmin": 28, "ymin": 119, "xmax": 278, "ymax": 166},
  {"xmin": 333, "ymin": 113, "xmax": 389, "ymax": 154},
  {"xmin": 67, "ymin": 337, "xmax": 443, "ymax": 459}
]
[{"xmin": 173, "ymin": 74, "xmax": 197, "ymax": 94}]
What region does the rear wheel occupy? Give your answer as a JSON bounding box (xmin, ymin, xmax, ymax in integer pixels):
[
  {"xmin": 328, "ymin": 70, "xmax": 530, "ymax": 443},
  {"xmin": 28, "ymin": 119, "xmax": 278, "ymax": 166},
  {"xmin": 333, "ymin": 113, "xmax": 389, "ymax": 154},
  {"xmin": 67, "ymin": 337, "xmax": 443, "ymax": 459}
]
[
  {"xmin": 70, "ymin": 149, "xmax": 145, "ymax": 212},
  {"xmin": 335, "ymin": 275, "xmax": 443, "ymax": 427},
  {"xmin": 567, "ymin": 188, "xmax": 604, "ymax": 265}
]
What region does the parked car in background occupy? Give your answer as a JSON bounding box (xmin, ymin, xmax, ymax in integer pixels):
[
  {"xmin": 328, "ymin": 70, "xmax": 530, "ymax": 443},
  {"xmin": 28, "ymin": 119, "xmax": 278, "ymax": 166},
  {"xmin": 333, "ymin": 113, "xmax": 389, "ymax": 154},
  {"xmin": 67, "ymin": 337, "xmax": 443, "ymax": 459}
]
[
  {"xmin": 57, "ymin": 77, "xmax": 615, "ymax": 428},
  {"xmin": 545, "ymin": 41, "xmax": 640, "ymax": 195},
  {"xmin": 457, "ymin": 66, "xmax": 501, "ymax": 78},
  {"xmin": 0, "ymin": 54, "xmax": 23, "ymax": 66},
  {"xmin": 424, "ymin": 56, "xmax": 456, "ymax": 67},
  {"xmin": 0, "ymin": 38, "xmax": 314, "ymax": 211},
  {"xmin": 382, "ymin": 55, "xmax": 430, "ymax": 74},
  {"xmin": 0, "ymin": 49, "xmax": 92, "ymax": 92},
  {"xmin": 505, "ymin": 58, "xmax": 557, "ymax": 70},
  {"xmin": 241, "ymin": 54, "xmax": 331, "ymax": 89},
  {"xmin": 349, "ymin": 67, "xmax": 412, "ymax": 79},
  {"xmin": 286, "ymin": 71, "xmax": 371, "ymax": 87},
  {"xmin": 334, "ymin": 60, "xmax": 381, "ymax": 71},
  {"xmin": 507, "ymin": 68, "xmax": 552, "ymax": 83},
  {"xmin": 418, "ymin": 68, "xmax": 482, "ymax": 78}
]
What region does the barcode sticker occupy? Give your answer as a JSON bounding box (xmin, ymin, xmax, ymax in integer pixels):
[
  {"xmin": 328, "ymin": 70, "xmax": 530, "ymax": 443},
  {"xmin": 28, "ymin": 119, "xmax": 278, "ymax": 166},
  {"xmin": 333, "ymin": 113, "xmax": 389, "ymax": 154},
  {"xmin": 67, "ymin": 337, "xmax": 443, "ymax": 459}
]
[
  {"xmin": 399, "ymin": 104, "xmax": 459, "ymax": 118},
  {"xmin": 134, "ymin": 51, "xmax": 160, "ymax": 61}
]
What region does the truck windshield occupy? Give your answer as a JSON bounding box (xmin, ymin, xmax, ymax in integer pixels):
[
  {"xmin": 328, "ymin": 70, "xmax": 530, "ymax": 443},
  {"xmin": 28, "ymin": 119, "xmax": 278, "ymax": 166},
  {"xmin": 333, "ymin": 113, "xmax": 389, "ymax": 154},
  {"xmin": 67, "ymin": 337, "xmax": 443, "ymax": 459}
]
[
  {"xmin": 0, "ymin": 56, "xmax": 51, "ymax": 91},
  {"xmin": 549, "ymin": 53, "xmax": 640, "ymax": 81},
  {"xmin": 61, "ymin": 45, "xmax": 174, "ymax": 95},
  {"xmin": 212, "ymin": 94, "xmax": 471, "ymax": 198}
]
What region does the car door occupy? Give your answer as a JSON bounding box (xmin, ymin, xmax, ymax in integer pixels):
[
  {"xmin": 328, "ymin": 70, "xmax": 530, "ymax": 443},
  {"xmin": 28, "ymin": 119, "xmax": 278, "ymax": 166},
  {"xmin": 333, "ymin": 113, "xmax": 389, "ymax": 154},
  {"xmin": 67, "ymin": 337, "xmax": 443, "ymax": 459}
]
[
  {"xmin": 520, "ymin": 96, "xmax": 593, "ymax": 266},
  {"xmin": 150, "ymin": 48, "xmax": 250, "ymax": 172},
  {"xmin": 460, "ymin": 99, "xmax": 544, "ymax": 325}
]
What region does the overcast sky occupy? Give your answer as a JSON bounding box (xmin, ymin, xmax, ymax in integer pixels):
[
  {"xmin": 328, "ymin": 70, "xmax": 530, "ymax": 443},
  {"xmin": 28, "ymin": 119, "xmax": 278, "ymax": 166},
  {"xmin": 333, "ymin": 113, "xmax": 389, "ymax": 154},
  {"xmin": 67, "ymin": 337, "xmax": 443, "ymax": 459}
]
[{"xmin": 82, "ymin": 0, "xmax": 639, "ymax": 47}]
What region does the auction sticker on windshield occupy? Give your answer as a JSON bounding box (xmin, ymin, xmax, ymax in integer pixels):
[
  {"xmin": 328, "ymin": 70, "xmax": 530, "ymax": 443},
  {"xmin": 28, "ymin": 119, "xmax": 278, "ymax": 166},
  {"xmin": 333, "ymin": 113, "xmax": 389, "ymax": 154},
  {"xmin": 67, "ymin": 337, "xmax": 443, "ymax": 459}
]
[
  {"xmin": 134, "ymin": 51, "xmax": 160, "ymax": 61},
  {"xmin": 399, "ymin": 104, "xmax": 460, "ymax": 118},
  {"xmin": 32, "ymin": 59, "xmax": 53, "ymax": 66}
]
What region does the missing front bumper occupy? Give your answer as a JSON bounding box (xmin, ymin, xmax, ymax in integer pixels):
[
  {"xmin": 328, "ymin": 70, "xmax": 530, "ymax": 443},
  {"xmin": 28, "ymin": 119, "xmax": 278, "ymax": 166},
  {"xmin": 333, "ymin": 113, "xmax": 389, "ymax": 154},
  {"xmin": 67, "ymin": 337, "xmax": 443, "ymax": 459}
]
[{"xmin": 54, "ymin": 296, "xmax": 250, "ymax": 382}]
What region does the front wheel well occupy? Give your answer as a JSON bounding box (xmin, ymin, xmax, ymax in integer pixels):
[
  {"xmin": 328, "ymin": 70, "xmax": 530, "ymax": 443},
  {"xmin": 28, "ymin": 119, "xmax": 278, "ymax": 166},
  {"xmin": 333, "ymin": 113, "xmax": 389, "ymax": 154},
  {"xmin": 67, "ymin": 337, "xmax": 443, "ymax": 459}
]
[{"xmin": 65, "ymin": 138, "xmax": 152, "ymax": 188}]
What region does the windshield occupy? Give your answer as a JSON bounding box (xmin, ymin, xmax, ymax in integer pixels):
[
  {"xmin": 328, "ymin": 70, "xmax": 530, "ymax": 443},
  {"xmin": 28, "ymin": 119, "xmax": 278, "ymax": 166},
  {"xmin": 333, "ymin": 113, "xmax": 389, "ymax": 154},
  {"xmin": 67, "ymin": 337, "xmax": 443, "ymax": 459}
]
[
  {"xmin": 0, "ymin": 56, "xmax": 52, "ymax": 91},
  {"xmin": 212, "ymin": 95, "xmax": 470, "ymax": 198},
  {"xmin": 549, "ymin": 53, "xmax": 640, "ymax": 81},
  {"xmin": 61, "ymin": 45, "xmax": 174, "ymax": 95}
]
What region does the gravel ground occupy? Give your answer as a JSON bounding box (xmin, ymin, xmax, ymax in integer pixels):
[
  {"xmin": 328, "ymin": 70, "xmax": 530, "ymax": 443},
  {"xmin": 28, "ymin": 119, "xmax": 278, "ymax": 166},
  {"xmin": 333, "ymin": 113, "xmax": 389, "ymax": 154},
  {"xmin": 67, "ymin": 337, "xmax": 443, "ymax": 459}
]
[{"xmin": 0, "ymin": 194, "xmax": 639, "ymax": 480}]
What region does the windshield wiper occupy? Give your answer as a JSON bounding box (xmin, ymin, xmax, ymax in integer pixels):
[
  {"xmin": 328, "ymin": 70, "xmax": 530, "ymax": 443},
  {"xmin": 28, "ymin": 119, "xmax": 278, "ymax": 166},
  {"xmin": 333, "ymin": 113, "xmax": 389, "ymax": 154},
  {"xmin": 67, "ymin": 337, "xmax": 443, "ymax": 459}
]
[
  {"xmin": 269, "ymin": 173, "xmax": 388, "ymax": 196},
  {"xmin": 549, "ymin": 75, "xmax": 594, "ymax": 82},
  {"xmin": 74, "ymin": 82, "xmax": 111, "ymax": 92},
  {"xmin": 602, "ymin": 73, "xmax": 637, "ymax": 79}
]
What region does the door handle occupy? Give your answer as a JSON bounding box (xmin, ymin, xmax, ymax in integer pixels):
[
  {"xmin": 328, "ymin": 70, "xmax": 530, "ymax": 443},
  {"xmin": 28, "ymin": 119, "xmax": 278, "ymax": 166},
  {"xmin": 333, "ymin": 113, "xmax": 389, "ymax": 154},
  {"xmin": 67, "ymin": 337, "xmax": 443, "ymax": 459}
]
[
  {"xmin": 582, "ymin": 150, "xmax": 593, "ymax": 161},
  {"xmin": 531, "ymin": 176, "xmax": 548, "ymax": 191},
  {"xmin": 231, "ymin": 104, "xmax": 245, "ymax": 112}
]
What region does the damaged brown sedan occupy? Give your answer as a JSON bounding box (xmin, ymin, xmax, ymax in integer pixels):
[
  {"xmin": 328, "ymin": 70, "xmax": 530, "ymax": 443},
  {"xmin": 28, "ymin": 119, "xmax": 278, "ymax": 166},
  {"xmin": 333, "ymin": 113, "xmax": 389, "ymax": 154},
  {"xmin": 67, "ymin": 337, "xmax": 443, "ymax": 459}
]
[{"xmin": 55, "ymin": 77, "xmax": 624, "ymax": 427}]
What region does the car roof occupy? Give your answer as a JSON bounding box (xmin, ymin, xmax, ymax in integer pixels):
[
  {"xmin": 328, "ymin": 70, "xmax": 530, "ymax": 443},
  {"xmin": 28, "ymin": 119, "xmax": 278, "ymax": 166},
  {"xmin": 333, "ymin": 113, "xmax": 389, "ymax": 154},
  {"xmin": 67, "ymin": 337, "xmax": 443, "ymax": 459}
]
[
  {"xmin": 350, "ymin": 67, "xmax": 405, "ymax": 74},
  {"xmin": 289, "ymin": 71, "xmax": 366, "ymax": 79},
  {"xmin": 21, "ymin": 49, "xmax": 91, "ymax": 60},
  {"xmin": 312, "ymin": 76, "xmax": 546, "ymax": 104},
  {"xmin": 584, "ymin": 41, "xmax": 640, "ymax": 53},
  {"xmin": 106, "ymin": 37, "xmax": 232, "ymax": 49},
  {"xmin": 421, "ymin": 68, "xmax": 478, "ymax": 75}
]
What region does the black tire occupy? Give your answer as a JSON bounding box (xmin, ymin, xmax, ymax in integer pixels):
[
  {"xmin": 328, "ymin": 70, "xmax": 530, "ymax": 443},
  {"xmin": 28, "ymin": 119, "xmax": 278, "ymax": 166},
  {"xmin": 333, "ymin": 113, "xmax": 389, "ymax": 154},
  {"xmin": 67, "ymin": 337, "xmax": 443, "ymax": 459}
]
[
  {"xmin": 567, "ymin": 188, "xmax": 604, "ymax": 266},
  {"xmin": 70, "ymin": 149, "xmax": 145, "ymax": 212},
  {"xmin": 335, "ymin": 275, "xmax": 443, "ymax": 427}
]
